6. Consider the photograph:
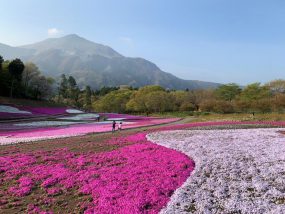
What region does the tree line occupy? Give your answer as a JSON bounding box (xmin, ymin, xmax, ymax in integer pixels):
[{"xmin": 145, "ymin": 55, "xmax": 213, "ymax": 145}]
[
  {"xmin": 1, "ymin": 54, "xmax": 285, "ymax": 114},
  {"xmin": 92, "ymin": 82, "xmax": 285, "ymax": 114},
  {"xmin": 54, "ymin": 74, "xmax": 92, "ymax": 110},
  {"xmin": 0, "ymin": 55, "xmax": 54, "ymax": 100}
]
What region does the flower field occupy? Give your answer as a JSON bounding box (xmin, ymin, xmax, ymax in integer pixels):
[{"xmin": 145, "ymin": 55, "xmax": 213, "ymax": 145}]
[
  {"xmin": 0, "ymin": 104, "xmax": 87, "ymax": 120},
  {"xmin": 0, "ymin": 118, "xmax": 179, "ymax": 145},
  {"xmin": 0, "ymin": 131, "xmax": 194, "ymax": 213},
  {"xmin": 0, "ymin": 104, "xmax": 180, "ymax": 145},
  {"xmin": 148, "ymin": 126, "xmax": 285, "ymax": 213},
  {"xmin": 1, "ymin": 111, "xmax": 285, "ymax": 213}
]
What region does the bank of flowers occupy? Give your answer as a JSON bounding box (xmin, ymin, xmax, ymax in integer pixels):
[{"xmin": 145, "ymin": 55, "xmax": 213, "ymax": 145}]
[
  {"xmin": 0, "ymin": 118, "xmax": 179, "ymax": 145},
  {"xmin": 0, "ymin": 133, "xmax": 194, "ymax": 213},
  {"xmin": 147, "ymin": 127, "xmax": 285, "ymax": 213},
  {"xmin": 0, "ymin": 105, "xmax": 86, "ymax": 120}
]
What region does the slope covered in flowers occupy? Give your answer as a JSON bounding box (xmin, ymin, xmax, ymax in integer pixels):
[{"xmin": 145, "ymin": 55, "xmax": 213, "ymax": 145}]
[
  {"xmin": 0, "ymin": 118, "xmax": 179, "ymax": 145},
  {"xmin": 147, "ymin": 128, "xmax": 285, "ymax": 213},
  {"xmin": 0, "ymin": 105, "xmax": 73, "ymax": 119},
  {"xmin": 0, "ymin": 132, "xmax": 194, "ymax": 214}
]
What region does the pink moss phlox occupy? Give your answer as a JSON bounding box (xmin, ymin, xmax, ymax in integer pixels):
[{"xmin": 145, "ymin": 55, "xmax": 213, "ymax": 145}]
[
  {"xmin": 24, "ymin": 107, "xmax": 68, "ymax": 115},
  {"xmin": 27, "ymin": 204, "xmax": 54, "ymax": 214},
  {"xmin": 0, "ymin": 118, "xmax": 179, "ymax": 140},
  {"xmin": 46, "ymin": 187, "xmax": 61, "ymax": 196},
  {"xmin": 2, "ymin": 121, "xmax": 285, "ymax": 212},
  {"xmin": 1, "ymin": 130, "xmax": 194, "ymax": 213}
]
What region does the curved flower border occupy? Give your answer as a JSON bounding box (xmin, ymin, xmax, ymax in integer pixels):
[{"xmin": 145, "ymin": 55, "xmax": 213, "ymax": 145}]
[{"xmin": 147, "ymin": 127, "xmax": 285, "ymax": 213}]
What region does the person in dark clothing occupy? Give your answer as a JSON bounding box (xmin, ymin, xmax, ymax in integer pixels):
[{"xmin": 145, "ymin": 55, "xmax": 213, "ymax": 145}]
[{"xmin": 112, "ymin": 121, "xmax": 116, "ymax": 133}]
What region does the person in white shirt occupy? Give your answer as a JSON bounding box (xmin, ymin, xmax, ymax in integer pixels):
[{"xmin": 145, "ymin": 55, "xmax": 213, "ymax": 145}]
[{"xmin": 118, "ymin": 121, "xmax": 122, "ymax": 131}]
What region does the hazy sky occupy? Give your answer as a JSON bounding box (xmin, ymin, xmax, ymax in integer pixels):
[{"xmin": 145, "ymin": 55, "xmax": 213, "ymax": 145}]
[{"xmin": 1, "ymin": 0, "xmax": 285, "ymax": 85}]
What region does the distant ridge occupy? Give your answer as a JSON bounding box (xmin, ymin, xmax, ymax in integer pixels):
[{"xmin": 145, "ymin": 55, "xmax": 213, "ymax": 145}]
[{"xmin": 0, "ymin": 34, "xmax": 221, "ymax": 90}]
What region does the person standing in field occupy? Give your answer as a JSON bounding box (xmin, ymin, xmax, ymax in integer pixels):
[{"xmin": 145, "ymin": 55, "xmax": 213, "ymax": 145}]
[
  {"xmin": 118, "ymin": 121, "xmax": 122, "ymax": 131},
  {"xmin": 112, "ymin": 121, "xmax": 116, "ymax": 133}
]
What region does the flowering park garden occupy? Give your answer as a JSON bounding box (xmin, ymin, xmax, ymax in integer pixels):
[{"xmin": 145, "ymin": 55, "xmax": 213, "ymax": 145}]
[
  {"xmin": 1, "ymin": 103, "xmax": 285, "ymax": 213},
  {"xmin": 2, "ymin": 2, "xmax": 285, "ymax": 212}
]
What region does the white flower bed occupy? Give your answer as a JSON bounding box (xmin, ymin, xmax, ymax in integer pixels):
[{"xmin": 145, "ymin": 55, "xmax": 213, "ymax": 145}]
[
  {"xmin": 0, "ymin": 134, "xmax": 83, "ymax": 145},
  {"xmin": 147, "ymin": 128, "xmax": 285, "ymax": 214},
  {"xmin": 59, "ymin": 113, "xmax": 100, "ymax": 120},
  {"xmin": 106, "ymin": 118, "xmax": 126, "ymax": 121},
  {"xmin": 14, "ymin": 121, "xmax": 83, "ymax": 127},
  {"xmin": 0, "ymin": 105, "xmax": 31, "ymax": 114},
  {"xmin": 66, "ymin": 109, "xmax": 84, "ymax": 113}
]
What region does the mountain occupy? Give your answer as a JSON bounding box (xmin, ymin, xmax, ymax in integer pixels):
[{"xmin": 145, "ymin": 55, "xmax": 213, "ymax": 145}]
[
  {"xmin": 0, "ymin": 34, "xmax": 221, "ymax": 90},
  {"xmin": 0, "ymin": 43, "xmax": 33, "ymax": 59}
]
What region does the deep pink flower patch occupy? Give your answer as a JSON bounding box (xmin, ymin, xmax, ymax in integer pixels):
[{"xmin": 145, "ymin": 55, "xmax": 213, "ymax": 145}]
[
  {"xmin": 0, "ymin": 112, "xmax": 32, "ymax": 119},
  {"xmin": 79, "ymin": 138, "xmax": 193, "ymax": 213},
  {"xmin": 0, "ymin": 133, "xmax": 194, "ymax": 213},
  {"xmin": 23, "ymin": 107, "xmax": 68, "ymax": 115},
  {"xmin": 0, "ymin": 105, "xmax": 69, "ymax": 119}
]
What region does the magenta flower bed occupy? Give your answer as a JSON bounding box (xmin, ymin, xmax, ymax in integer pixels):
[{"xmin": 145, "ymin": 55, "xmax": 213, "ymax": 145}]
[
  {"xmin": 23, "ymin": 107, "xmax": 68, "ymax": 115},
  {"xmin": 0, "ymin": 133, "xmax": 194, "ymax": 213},
  {"xmin": 0, "ymin": 112, "xmax": 32, "ymax": 119},
  {"xmin": 0, "ymin": 105, "xmax": 69, "ymax": 118}
]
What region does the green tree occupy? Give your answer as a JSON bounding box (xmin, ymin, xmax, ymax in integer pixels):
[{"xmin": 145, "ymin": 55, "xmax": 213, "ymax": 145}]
[
  {"xmin": 126, "ymin": 85, "xmax": 165, "ymax": 112},
  {"xmin": 84, "ymin": 85, "xmax": 92, "ymax": 110},
  {"xmin": 8, "ymin": 58, "xmax": 25, "ymax": 97},
  {"xmin": 93, "ymin": 89, "xmax": 133, "ymax": 113},
  {"xmin": 145, "ymin": 91, "xmax": 174, "ymax": 112},
  {"xmin": 22, "ymin": 62, "xmax": 41, "ymax": 97},
  {"xmin": 266, "ymin": 79, "xmax": 285, "ymax": 94},
  {"xmin": 236, "ymin": 83, "xmax": 271, "ymax": 112},
  {"xmin": 215, "ymin": 83, "xmax": 241, "ymax": 101},
  {"xmin": 58, "ymin": 74, "xmax": 68, "ymax": 99},
  {"xmin": 0, "ymin": 60, "xmax": 12, "ymax": 96},
  {"xmin": 170, "ymin": 90, "xmax": 196, "ymax": 111},
  {"xmin": 239, "ymin": 83, "xmax": 270, "ymax": 101},
  {"xmin": 68, "ymin": 76, "xmax": 80, "ymax": 105},
  {"xmin": 0, "ymin": 55, "xmax": 3, "ymax": 72},
  {"xmin": 95, "ymin": 86, "xmax": 119, "ymax": 96},
  {"xmin": 29, "ymin": 76, "xmax": 55, "ymax": 100}
]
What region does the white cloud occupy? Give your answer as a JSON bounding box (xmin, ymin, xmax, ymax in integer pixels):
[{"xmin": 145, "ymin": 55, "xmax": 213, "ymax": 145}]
[{"xmin": 47, "ymin": 28, "xmax": 62, "ymax": 37}]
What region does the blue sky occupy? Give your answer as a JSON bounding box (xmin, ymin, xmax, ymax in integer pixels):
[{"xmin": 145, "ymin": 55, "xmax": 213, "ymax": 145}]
[{"xmin": 1, "ymin": 0, "xmax": 285, "ymax": 85}]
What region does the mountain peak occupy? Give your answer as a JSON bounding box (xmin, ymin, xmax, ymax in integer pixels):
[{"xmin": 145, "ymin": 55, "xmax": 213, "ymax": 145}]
[
  {"xmin": 61, "ymin": 34, "xmax": 84, "ymax": 40},
  {"xmin": 20, "ymin": 34, "xmax": 122, "ymax": 58},
  {"xmin": 64, "ymin": 34, "xmax": 80, "ymax": 38}
]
